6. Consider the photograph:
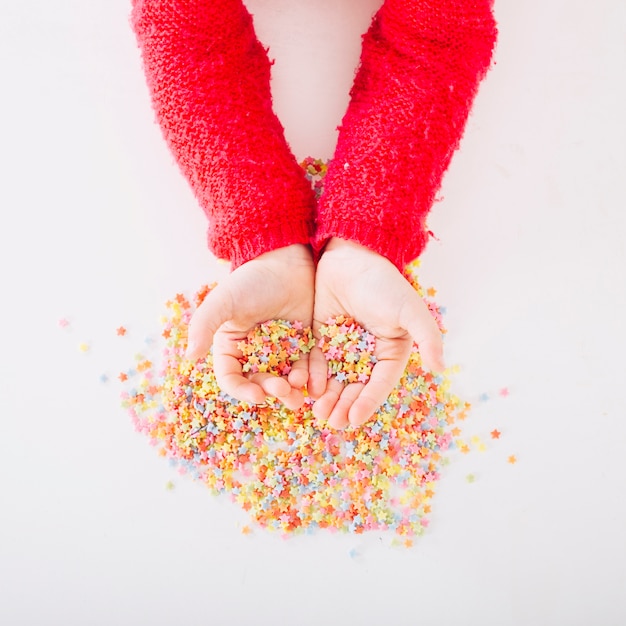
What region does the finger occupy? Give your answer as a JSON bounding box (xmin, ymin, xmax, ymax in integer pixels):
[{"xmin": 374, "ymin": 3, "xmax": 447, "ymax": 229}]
[
  {"xmin": 216, "ymin": 371, "xmax": 267, "ymax": 405},
  {"xmin": 278, "ymin": 386, "xmax": 306, "ymax": 412},
  {"xmin": 416, "ymin": 333, "xmax": 445, "ymax": 373},
  {"xmin": 400, "ymin": 294, "xmax": 445, "ymax": 373},
  {"xmin": 328, "ymin": 382, "xmax": 364, "ymax": 430},
  {"xmin": 185, "ymin": 284, "xmax": 232, "ymax": 360},
  {"xmin": 213, "ymin": 342, "xmax": 267, "ymax": 404},
  {"xmin": 348, "ymin": 356, "xmax": 407, "ymax": 427},
  {"xmin": 248, "ymin": 372, "xmax": 292, "ymax": 398},
  {"xmin": 311, "ymin": 375, "xmax": 343, "ymax": 423},
  {"xmin": 307, "ymin": 345, "xmax": 328, "ymax": 400},
  {"xmin": 287, "ymin": 354, "xmax": 309, "ymax": 391},
  {"xmin": 250, "ymin": 372, "xmax": 305, "ymax": 411}
]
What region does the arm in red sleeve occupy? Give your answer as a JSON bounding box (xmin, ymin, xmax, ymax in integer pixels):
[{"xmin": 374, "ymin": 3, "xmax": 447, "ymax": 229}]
[
  {"xmin": 131, "ymin": 0, "xmax": 316, "ymax": 268},
  {"xmin": 314, "ymin": 0, "xmax": 498, "ymax": 270}
]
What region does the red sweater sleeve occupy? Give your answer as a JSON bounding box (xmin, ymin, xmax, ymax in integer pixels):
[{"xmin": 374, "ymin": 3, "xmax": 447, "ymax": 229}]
[
  {"xmin": 131, "ymin": 0, "xmax": 315, "ymax": 268},
  {"xmin": 313, "ymin": 0, "xmax": 498, "ymax": 270}
]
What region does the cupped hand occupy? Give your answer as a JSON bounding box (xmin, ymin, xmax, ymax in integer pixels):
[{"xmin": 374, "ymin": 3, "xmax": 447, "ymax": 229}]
[
  {"xmin": 185, "ymin": 244, "xmax": 315, "ymax": 410},
  {"xmin": 309, "ymin": 238, "xmax": 444, "ymax": 429}
]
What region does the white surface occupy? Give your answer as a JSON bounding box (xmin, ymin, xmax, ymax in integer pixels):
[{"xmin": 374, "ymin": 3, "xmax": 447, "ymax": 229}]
[{"xmin": 1, "ymin": 1, "xmax": 625, "ymax": 624}]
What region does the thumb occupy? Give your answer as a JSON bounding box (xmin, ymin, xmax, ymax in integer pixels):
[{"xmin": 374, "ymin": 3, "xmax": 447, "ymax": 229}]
[
  {"xmin": 400, "ymin": 290, "xmax": 445, "ymax": 374},
  {"xmin": 185, "ymin": 284, "xmax": 233, "ymax": 360}
]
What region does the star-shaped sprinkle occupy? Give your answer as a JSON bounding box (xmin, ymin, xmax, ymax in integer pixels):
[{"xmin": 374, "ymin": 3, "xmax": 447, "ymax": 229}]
[
  {"xmin": 58, "ymin": 318, "xmax": 70, "ymax": 329},
  {"xmin": 490, "ymin": 429, "xmax": 501, "ymax": 439},
  {"xmin": 507, "ymin": 455, "xmax": 517, "ymax": 464},
  {"xmin": 116, "ymin": 326, "xmax": 127, "ymax": 336},
  {"xmin": 78, "ymin": 343, "xmax": 89, "ymax": 353}
]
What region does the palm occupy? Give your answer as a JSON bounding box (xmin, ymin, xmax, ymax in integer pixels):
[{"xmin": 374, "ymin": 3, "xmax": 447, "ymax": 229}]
[
  {"xmin": 310, "ymin": 239, "xmax": 444, "ymax": 428},
  {"xmin": 186, "ymin": 245, "xmax": 315, "ymax": 408}
]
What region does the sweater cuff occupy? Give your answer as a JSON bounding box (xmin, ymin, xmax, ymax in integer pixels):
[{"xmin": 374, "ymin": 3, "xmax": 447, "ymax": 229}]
[
  {"xmin": 312, "ymin": 220, "xmax": 430, "ymax": 272},
  {"xmin": 212, "ymin": 213, "xmax": 315, "ymax": 270}
]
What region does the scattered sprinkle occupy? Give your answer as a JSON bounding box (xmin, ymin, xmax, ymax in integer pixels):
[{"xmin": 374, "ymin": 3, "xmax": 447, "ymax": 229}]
[
  {"xmin": 117, "ymin": 326, "xmax": 127, "ymax": 337},
  {"xmin": 490, "ymin": 429, "xmax": 501, "ymax": 439},
  {"xmin": 100, "ymin": 374, "xmax": 109, "ymax": 384},
  {"xmin": 58, "ymin": 318, "xmax": 70, "ymax": 329},
  {"xmin": 507, "ymin": 455, "xmax": 517, "ymax": 465},
  {"xmin": 499, "ymin": 387, "xmax": 510, "ymax": 397},
  {"xmin": 122, "ymin": 276, "xmax": 469, "ymax": 540},
  {"xmin": 466, "ymin": 473, "xmax": 476, "ymax": 483},
  {"xmin": 78, "ymin": 342, "xmax": 89, "ymax": 353},
  {"xmin": 165, "ymin": 480, "xmax": 175, "ymax": 490}
]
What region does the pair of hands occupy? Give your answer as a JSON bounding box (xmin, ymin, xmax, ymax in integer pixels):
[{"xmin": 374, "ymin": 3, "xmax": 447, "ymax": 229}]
[{"xmin": 185, "ymin": 238, "xmax": 444, "ymax": 429}]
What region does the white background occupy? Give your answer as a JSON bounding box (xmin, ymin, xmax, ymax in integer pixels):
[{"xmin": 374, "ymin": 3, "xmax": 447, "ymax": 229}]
[{"xmin": 1, "ymin": 1, "xmax": 625, "ymax": 624}]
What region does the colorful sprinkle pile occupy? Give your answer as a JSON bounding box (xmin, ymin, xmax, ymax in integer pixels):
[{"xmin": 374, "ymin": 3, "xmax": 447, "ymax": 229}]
[
  {"xmin": 300, "ymin": 157, "xmax": 328, "ymax": 199},
  {"xmin": 122, "ymin": 277, "xmax": 472, "ymax": 539},
  {"xmin": 318, "ymin": 315, "xmax": 377, "ymax": 384},
  {"xmin": 238, "ymin": 320, "xmax": 314, "ymax": 377}
]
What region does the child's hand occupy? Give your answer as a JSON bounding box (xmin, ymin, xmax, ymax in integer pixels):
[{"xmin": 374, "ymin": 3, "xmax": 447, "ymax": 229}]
[
  {"xmin": 309, "ymin": 238, "xmax": 444, "ymax": 429},
  {"xmin": 186, "ymin": 244, "xmax": 315, "ymax": 410}
]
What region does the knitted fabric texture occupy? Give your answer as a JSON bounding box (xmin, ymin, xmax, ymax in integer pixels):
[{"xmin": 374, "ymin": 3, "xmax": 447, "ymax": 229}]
[
  {"xmin": 314, "ymin": 0, "xmax": 497, "ymax": 269},
  {"xmin": 131, "ymin": 0, "xmax": 316, "ymax": 268},
  {"xmin": 132, "ymin": 0, "xmax": 497, "ymax": 270}
]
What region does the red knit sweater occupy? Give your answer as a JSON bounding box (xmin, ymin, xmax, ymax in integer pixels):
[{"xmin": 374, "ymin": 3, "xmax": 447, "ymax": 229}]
[{"xmin": 131, "ymin": 0, "xmax": 497, "ymax": 270}]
